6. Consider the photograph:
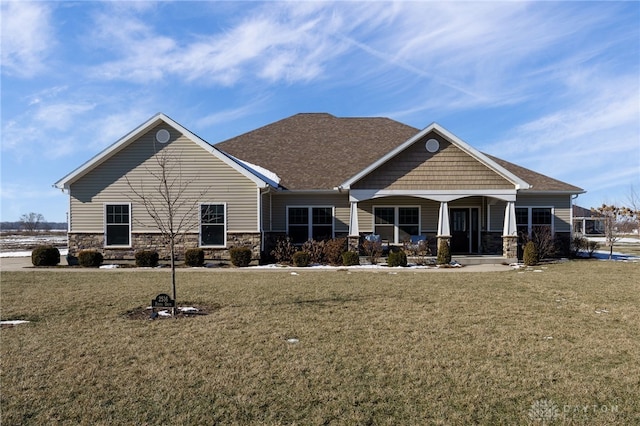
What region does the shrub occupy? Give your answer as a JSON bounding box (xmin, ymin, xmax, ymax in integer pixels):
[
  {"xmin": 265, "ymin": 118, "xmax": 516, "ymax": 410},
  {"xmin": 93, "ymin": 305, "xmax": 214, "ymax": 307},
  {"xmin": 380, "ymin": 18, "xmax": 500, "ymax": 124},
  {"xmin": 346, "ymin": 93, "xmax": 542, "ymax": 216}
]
[
  {"xmin": 436, "ymin": 240, "xmax": 451, "ymax": 265},
  {"xmin": 531, "ymin": 227, "xmax": 556, "ymax": 259},
  {"xmin": 387, "ymin": 250, "xmax": 408, "ymax": 267},
  {"xmin": 342, "ymin": 250, "xmax": 360, "ymax": 266},
  {"xmin": 301, "ymin": 239, "xmax": 325, "ymax": 264},
  {"xmin": 78, "ymin": 250, "xmax": 103, "ymax": 267},
  {"xmin": 270, "ymin": 237, "xmax": 296, "ymax": 264},
  {"xmin": 362, "ymin": 239, "xmax": 383, "ymax": 265},
  {"xmin": 292, "ymin": 251, "xmax": 310, "ymax": 267},
  {"xmin": 31, "ymin": 245, "xmax": 60, "ymax": 266},
  {"xmin": 185, "ymin": 248, "xmax": 205, "ymax": 267},
  {"xmin": 230, "ymin": 246, "xmax": 252, "ymax": 267},
  {"xmin": 571, "ymin": 235, "xmax": 588, "ymax": 258},
  {"xmin": 587, "ymin": 240, "xmax": 600, "ymax": 258},
  {"xmin": 523, "ymin": 241, "xmax": 539, "ymax": 266},
  {"xmin": 135, "ymin": 250, "xmax": 159, "ymax": 267},
  {"xmin": 324, "ymin": 238, "xmax": 347, "ymax": 265}
]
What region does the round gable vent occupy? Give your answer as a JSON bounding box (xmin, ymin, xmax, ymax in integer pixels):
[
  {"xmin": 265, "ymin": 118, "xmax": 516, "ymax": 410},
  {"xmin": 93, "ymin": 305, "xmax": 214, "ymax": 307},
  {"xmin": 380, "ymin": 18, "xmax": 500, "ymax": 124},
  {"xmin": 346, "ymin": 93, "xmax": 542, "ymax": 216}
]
[
  {"xmin": 425, "ymin": 138, "xmax": 440, "ymax": 153},
  {"xmin": 155, "ymin": 129, "xmax": 170, "ymax": 144}
]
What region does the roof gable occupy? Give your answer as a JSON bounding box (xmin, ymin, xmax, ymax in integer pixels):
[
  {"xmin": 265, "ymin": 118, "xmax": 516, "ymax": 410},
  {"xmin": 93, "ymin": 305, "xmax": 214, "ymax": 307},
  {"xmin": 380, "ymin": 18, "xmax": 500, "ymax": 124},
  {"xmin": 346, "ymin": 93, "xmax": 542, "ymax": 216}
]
[
  {"xmin": 350, "ymin": 131, "xmax": 515, "ymax": 191},
  {"xmin": 341, "ymin": 123, "xmax": 530, "ymax": 190},
  {"xmin": 54, "ymin": 113, "xmax": 268, "ymax": 190}
]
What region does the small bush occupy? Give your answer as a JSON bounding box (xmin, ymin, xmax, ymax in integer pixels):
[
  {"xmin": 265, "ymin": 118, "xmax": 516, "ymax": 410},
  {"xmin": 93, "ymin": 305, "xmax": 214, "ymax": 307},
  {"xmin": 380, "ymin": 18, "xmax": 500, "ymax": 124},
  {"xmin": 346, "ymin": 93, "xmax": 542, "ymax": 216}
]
[
  {"xmin": 387, "ymin": 250, "xmax": 408, "ymax": 267},
  {"xmin": 78, "ymin": 250, "xmax": 103, "ymax": 267},
  {"xmin": 270, "ymin": 237, "xmax": 296, "ymax": 264},
  {"xmin": 230, "ymin": 246, "xmax": 252, "ymax": 267},
  {"xmin": 31, "ymin": 245, "xmax": 60, "ymax": 266},
  {"xmin": 342, "ymin": 251, "xmax": 360, "ymax": 266},
  {"xmin": 587, "ymin": 240, "xmax": 600, "ymax": 258},
  {"xmin": 324, "ymin": 238, "xmax": 348, "ymax": 265},
  {"xmin": 436, "ymin": 240, "xmax": 451, "ymax": 265},
  {"xmin": 523, "ymin": 241, "xmax": 539, "ymax": 266},
  {"xmin": 292, "ymin": 251, "xmax": 310, "ymax": 267},
  {"xmin": 184, "ymin": 248, "xmax": 205, "ymax": 267},
  {"xmin": 571, "ymin": 235, "xmax": 588, "ymax": 257},
  {"xmin": 362, "ymin": 239, "xmax": 383, "ymax": 265},
  {"xmin": 135, "ymin": 250, "xmax": 159, "ymax": 267},
  {"xmin": 301, "ymin": 239, "xmax": 325, "ymax": 264}
]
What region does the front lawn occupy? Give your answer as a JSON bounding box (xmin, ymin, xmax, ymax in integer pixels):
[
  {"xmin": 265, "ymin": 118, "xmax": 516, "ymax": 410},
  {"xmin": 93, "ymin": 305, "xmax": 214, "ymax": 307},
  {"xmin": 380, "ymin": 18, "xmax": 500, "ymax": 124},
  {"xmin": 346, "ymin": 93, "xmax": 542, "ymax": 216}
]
[{"xmin": 1, "ymin": 261, "xmax": 638, "ymax": 424}]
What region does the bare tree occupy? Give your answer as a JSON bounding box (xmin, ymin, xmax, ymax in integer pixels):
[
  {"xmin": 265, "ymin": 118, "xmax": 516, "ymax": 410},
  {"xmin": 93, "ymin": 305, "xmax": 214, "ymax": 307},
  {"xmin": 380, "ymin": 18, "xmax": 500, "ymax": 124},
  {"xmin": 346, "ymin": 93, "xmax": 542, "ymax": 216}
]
[
  {"xmin": 591, "ymin": 204, "xmax": 635, "ymax": 260},
  {"xmin": 19, "ymin": 212, "xmax": 45, "ymax": 234},
  {"xmin": 125, "ymin": 143, "xmax": 207, "ymax": 315},
  {"xmin": 626, "ymin": 184, "xmax": 640, "ymax": 236}
]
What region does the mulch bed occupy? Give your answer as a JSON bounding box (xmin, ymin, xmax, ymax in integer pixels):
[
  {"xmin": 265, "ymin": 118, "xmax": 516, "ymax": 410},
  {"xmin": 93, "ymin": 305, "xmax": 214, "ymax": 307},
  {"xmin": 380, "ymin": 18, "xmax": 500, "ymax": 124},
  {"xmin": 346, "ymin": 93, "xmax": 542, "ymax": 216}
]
[{"xmin": 124, "ymin": 303, "xmax": 221, "ymax": 320}]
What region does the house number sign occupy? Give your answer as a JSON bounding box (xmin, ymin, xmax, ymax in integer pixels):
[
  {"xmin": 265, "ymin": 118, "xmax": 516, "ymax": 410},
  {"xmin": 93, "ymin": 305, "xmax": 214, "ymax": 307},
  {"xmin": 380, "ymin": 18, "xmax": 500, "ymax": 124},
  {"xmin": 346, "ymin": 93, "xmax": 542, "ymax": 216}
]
[{"xmin": 152, "ymin": 293, "xmax": 175, "ymax": 308}]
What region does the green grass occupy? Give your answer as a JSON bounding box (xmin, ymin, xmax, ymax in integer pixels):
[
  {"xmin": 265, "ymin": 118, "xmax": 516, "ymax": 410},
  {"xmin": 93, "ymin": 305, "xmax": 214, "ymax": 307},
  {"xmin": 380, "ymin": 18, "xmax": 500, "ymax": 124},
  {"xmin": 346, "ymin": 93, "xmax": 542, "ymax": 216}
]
[{"xmin": 2, "ymin": 261, "xmax": 639, "ymax": 425}]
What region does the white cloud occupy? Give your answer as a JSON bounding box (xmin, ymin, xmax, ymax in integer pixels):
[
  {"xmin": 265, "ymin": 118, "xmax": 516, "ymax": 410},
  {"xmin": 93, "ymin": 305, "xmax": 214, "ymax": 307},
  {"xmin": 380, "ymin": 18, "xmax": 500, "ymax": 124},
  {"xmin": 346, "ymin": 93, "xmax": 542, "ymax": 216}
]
[{"xmin": 1, "ymin": 2, "xmax": 54, "ymax": 78}]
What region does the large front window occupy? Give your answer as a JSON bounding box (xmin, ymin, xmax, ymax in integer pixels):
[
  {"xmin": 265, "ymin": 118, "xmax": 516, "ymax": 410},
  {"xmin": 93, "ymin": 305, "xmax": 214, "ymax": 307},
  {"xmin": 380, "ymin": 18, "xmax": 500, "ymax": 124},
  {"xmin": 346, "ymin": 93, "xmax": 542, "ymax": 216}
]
[
  {"xmin": 201, "ymin": 204, "xmax": 226, "ymax": 246},
  {"xmin": 105, "ymin": 203, "xmax": 130, "ymax": 246},
  {"xmin": 374, "ymin": 206, "xmax": 420, "ymax": 243},
  {"xmin": 516, "ymin": 207, "xmax": 553, "ymax": 238},
  {"xmin": 287, "ymin": 206, "xmax": 334, "ymax": 244}
]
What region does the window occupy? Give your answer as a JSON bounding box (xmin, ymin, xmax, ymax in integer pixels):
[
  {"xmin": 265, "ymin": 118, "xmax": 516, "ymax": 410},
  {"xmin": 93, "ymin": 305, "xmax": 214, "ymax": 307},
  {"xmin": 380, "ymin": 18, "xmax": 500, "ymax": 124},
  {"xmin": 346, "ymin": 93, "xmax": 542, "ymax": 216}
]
[
  {"xmin": 200, "ymin": 204, "xmax": 226, "ymax": 246},
  {"xmin": 105, "ymin": 204, "xmax": 130, "ymax": 246},
  {"xmin": 374, "ymin": 206, "xmax": 420, "ymax": 243},
  {"xmin": 287, "ymin": 206, "xmax": 334, "ymax": 244},
  {"xmin": 516, "ymin": 207, "xmax": 553, "ymax": 238}
]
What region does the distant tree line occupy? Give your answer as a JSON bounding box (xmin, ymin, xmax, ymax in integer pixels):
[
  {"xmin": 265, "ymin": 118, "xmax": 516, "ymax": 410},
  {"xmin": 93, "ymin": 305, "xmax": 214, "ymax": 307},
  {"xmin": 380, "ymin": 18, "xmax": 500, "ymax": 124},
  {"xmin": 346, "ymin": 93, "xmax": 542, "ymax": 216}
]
[{"xmin": 1, "ymin": 212, "xmax": 67, "ymax": 232}]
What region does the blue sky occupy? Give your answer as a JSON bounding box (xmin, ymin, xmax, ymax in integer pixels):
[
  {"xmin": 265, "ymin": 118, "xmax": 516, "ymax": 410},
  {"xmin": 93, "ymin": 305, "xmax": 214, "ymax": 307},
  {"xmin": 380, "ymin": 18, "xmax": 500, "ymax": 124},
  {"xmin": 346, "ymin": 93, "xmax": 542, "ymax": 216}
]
[{"xmin": 1, "ymin": 1, "xmax": 639, "ymax": 223}]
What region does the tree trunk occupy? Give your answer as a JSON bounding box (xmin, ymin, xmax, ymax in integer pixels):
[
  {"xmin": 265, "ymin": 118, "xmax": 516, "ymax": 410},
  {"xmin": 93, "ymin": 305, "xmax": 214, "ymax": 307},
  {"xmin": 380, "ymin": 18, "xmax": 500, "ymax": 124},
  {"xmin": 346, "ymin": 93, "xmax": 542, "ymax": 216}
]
[{"xmin": 171, "ymin": 238, "xmax": 177, "ymax": 316}]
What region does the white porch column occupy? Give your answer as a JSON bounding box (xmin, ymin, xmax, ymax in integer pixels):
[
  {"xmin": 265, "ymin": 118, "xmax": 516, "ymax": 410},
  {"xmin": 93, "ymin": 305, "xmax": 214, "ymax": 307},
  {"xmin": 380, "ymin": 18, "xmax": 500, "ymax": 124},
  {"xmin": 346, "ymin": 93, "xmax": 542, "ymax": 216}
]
[
  {"xmin": 349, "ymin": 201, "xmax": 359, "ymax": 236},
  {"xmin": 502, "ymin": 201, "xmax": 517, "ymax": 236},
  {"xmin": 437, "ymin": 202, "xmax": 451, "ymax": 237}
]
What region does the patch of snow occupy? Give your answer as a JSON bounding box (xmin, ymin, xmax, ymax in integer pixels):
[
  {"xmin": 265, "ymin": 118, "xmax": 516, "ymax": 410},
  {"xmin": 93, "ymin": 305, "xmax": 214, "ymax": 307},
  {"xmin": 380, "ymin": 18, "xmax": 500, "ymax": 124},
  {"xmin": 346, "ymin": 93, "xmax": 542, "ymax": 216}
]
[
  {"xmin": 179, "ymin": 307, "xmax": 198, "ymax": 313},
  {"xmin": 226, "ymin": 154, "xmax": 281, "ymax": 186},
  {"xmin": 157, "ymin": 310, "xmax": 172, "ymax": 317},
  {"xmin": 1, "ymin": 320, "xmax": 30, "ymax": 326},
  {"xmin": 99, "ymin": 264, "xmax": 119, "ymax": 269},
  {"xmin": 286, "ymin": 338, "xmax": 299, "ymax": 344}
]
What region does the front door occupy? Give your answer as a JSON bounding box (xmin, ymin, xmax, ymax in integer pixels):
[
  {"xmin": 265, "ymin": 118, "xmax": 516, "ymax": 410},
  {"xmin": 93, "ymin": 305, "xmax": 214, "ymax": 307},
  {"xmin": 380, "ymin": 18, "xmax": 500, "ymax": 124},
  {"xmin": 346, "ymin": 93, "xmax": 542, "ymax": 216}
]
[{"xmin": 450, "ymin": 208, "xmax": 479, "ymax": 254}]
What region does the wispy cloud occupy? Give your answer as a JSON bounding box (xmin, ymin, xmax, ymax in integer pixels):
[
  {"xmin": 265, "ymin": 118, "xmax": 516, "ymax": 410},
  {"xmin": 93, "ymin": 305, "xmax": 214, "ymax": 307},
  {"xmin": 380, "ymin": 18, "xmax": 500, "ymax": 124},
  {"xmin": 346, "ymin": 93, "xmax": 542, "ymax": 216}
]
[{"xmin": 0, "ymin": 2, "xmax": 55, "ymax": 78}]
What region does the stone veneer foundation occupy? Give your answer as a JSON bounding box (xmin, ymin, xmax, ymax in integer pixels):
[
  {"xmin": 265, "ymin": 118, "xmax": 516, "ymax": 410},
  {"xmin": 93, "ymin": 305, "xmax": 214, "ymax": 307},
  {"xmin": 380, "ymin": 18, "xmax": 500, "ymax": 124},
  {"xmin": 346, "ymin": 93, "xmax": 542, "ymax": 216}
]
[{"xmin": 68, "ymin": 232, "xmax": 262, "ymax": 262}]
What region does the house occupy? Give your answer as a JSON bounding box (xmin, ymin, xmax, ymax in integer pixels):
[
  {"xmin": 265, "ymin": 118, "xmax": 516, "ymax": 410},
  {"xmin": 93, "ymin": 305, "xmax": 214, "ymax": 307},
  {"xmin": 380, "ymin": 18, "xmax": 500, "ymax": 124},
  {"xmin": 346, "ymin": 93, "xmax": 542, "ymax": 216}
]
[
  {"xmin": 572, "ymin": 205, "xmax": 605, "ymax": 235},
  {"xmin": 54, "ymin": 112, "xmax": 584, "ymax": 263}
]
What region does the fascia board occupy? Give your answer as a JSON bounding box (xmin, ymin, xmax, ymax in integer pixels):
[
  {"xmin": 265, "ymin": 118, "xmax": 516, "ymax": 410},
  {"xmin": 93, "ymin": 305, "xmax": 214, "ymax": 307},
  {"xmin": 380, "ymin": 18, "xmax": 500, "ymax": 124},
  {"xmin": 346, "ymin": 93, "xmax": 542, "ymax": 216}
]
[{"xmin": 339, "ymin": 123, "xmax": 531, "ymax": 190}]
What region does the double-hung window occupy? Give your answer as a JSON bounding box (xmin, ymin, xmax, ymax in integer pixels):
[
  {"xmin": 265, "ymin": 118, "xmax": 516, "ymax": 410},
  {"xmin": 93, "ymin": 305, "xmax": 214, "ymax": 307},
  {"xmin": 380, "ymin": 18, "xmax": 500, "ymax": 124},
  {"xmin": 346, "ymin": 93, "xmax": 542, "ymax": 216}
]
[
  {"xmin": 373, "ymin": 206, "xmax": 420, "ymax": 243},
  {"xmin": 287, "ymin": 206, "xmax": 334, "ymax": 244},
  {"xmin": 200, "ymin": 204, "xmax": 226, "ymax": 247},
  {"xmin": 105, "ymin": 203, "xmax": 131, "ymax": 246}
]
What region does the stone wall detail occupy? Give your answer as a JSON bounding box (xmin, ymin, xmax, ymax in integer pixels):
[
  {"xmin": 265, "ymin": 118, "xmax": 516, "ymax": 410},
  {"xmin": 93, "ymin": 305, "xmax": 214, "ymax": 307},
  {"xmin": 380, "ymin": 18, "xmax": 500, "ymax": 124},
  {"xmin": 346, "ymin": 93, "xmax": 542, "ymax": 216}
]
[{"xmin": 68, "ymin": 232, "xmax": 261, "ymax": 262}]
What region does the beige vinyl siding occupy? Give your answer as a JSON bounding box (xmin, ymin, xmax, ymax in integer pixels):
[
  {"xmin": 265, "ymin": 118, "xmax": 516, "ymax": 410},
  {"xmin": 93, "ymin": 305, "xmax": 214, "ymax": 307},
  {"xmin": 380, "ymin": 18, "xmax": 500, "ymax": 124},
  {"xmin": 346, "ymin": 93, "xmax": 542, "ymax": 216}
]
[
  {"xmin": 488, "ymin": 201, "xmax": 507, "ymax": 232},
  {"xmin": 357, "ymin": 197, "xmax": 440, "ymax": 233},
  {"xmin": 353, "ymin": 134, "xmax": 514, "ymax": 190},
  {"xmin": 516, "ymin": 194, "xmax": 572, "ymax": 232},
  {"xmin": 269, "ymin": 193, "xmax": 350, "ymax": 233},
  {"xmin": 69, "ymin": 125, "xmax": 259, "ymax": 234}
]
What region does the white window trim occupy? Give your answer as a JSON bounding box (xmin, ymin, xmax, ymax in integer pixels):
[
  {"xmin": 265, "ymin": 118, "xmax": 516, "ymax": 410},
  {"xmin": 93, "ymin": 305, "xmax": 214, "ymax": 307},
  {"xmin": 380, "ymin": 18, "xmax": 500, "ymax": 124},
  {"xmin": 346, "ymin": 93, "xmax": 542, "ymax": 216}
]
[
  {"xmin": 372, "ymin": 205, "xmax": 421, "ymax": 244},
  {"xmin": 104, "ymin": 202, "xmax": 132, "ymax": 248},
  {"xmin": 199, "ymin": 202, "xmax": 227, "ymax": 248},
  {"xmin": 286, "ymin": 206, "xmax": 335, "ymax": 242},
  {"xmin": 515, "ymin": 206, "xmax": 555, "ymax": 236}
]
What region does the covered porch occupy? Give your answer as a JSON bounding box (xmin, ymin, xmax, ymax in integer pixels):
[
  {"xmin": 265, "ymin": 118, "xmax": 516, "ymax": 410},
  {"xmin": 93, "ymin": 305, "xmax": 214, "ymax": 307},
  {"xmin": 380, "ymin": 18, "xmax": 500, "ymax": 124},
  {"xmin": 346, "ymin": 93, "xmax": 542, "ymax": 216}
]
[{"xmin": 346, "ymin": 190, "xmax": 519, "ymax": 262}]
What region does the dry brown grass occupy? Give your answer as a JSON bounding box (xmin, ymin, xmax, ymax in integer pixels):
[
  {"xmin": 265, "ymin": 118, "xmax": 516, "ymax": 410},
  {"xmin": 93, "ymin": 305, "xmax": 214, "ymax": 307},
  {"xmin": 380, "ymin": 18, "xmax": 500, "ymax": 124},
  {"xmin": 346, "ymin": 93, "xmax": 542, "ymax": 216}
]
[{"xmin": 1, "ymin": 261, "xmax": 639, "ymax": 424}]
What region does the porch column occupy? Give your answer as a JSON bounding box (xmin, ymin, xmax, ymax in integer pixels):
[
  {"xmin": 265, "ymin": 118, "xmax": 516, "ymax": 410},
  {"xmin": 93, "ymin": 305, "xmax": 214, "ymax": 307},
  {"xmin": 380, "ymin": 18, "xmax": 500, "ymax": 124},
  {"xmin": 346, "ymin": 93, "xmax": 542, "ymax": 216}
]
[
  {"xmin": 437, "ymin": 202, "xmax": 451, "ymax": 254},
  {"xmin": 348, "ymin": 201, "xmax": 360, "ymax": 252},
  {"xmin": 502, "ymin": 201, "xmax": 518, "ymax": 260}
]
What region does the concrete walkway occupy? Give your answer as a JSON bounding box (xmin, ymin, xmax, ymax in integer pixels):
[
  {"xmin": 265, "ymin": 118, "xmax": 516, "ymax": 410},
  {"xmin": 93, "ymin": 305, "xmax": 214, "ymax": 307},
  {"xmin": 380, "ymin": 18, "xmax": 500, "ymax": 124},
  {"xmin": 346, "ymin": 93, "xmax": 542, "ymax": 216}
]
[{"xmin": 0, "ymin": 256, "xmax": 515, "ymax": 272}]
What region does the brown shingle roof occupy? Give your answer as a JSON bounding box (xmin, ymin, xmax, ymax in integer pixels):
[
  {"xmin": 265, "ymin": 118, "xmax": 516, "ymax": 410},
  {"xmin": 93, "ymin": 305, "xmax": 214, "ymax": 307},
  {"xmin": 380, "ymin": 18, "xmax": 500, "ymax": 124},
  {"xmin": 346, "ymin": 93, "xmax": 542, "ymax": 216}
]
[
  {"xmin": 216, "ymin": 113, "xmax": 583, "ymax": 193},
  {"xmin": 216, "ymin": 113, "xmax": 419, "ymax": 190},
  {"xmin": 485, "ymin": 154, "xmax": 583, "ymax": 193}
]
